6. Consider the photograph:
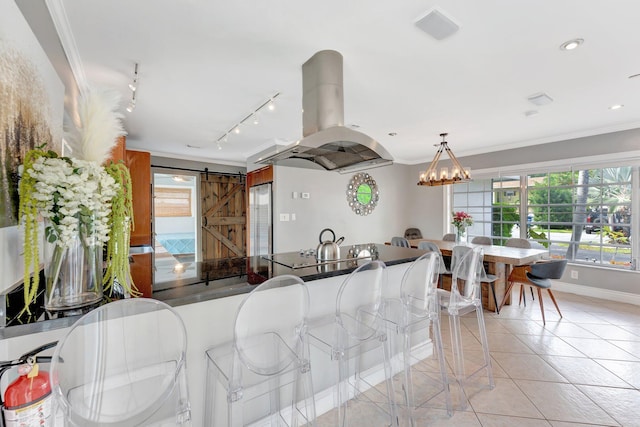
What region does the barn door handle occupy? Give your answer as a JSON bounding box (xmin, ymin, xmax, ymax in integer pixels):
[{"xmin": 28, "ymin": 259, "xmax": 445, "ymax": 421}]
[{"xmin": 203, "ymin": 216, "xmax": 207, "ymax": 226}]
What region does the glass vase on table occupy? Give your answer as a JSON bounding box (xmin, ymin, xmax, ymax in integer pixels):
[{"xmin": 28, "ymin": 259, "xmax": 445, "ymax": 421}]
[
  {"xmin": 44, "ymin": 212, "xmax": 104, "ymax": 313},
  {"xmin": 455, "ymin": 226, "xmax": 467, "ymax": 244}
]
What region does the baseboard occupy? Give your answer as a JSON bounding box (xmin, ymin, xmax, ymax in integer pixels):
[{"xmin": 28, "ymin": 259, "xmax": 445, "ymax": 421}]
[{"xmin": 553, "ymin": 281, "xmax": 640, "ymax": 306}]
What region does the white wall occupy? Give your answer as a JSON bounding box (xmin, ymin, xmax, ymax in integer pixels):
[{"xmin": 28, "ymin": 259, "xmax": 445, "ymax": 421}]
[{"xmin": 271, "ymin": 164, "xmax": 443, "ymax": 252}]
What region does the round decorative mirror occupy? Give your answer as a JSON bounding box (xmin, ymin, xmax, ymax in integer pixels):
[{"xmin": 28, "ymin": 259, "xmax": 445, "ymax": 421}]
[{"xmin": 346, "ymin": 173, "xmax": 379, "ymax": 215}]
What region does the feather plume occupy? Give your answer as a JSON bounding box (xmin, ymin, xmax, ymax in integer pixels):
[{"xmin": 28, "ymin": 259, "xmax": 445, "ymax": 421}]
[{"xmin": 65, "ymin": 88, "xmax": 127, "ymax": 163}]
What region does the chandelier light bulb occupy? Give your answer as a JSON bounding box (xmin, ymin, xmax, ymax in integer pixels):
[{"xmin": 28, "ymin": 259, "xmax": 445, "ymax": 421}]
[
  {"xmin": 233, "ymin": 126, "xmax": 240, "ymax": 134},
  {"xmin": 268, "ymin": 100, "xmax": 275, "ymax": 111}
]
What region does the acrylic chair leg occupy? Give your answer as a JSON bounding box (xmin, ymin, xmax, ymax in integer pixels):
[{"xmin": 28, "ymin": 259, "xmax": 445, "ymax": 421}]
[
  {"xmin": 337, "ymin": 355, "xmax": 348, "ymax": 427},
  {"xmin": 547, "ymin": 289, "xmax": 563, "ymax": 319},
  {"xmin": 299, "ymin": 361, "xmax": 316, "ymax": 427},
  {"xmin": 381, "ymin": 332, "xmax": 399, "ymax": 427},
  {"xmin": 489, "ymin": 283, "xmax": 499, "ymax": 314},
  {"xmin": 519, "ymin": 285, "xmax": 525, "ymax": 306},
  {"xmin": 267, "ymin": 375, "xmax": 281, "ymax": 425},
  {"xmin": 449, "ymin": 314, "xmax": 467, "ymax": 410},
  {"xmin": 433, "ymin": 318, "xmax": 453, "ymax": 417},
  {"xmin": 475, "ymin": 308, "xmax": 495, "ymax": 389},
  {"xmin": 402, "ymin": 327, "xmax": 414, "ymax": 415}
]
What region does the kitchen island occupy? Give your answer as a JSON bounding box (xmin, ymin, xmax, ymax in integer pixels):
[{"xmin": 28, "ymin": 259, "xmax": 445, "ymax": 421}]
[{"xmin": 0, "ymin": 243, "xmax": 424, "ymax": 424}]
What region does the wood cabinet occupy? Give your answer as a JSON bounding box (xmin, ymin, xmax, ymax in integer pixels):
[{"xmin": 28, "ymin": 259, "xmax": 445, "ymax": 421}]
[
  {"xmin": 107, "ymin": 136, "xmax": 126, "ymax": 164},
  {"xmin": 125, "ymin": 149, "xmax": 152, "ymax": 297},
  {"xmin": 126, "ymin": 150, "xmax": 152, "ymax": 247}
]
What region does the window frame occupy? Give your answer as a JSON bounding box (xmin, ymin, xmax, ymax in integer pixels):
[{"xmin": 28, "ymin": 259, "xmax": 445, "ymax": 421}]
[{"xmin": 450, "ymin": 162, "xmax": 639, "ymax": 271}]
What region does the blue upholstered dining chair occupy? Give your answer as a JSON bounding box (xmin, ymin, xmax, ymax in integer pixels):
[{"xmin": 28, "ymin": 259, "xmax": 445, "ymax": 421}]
[{"xmin": 526, "ymin": 259, "xmax": 568, "ymax": 325}]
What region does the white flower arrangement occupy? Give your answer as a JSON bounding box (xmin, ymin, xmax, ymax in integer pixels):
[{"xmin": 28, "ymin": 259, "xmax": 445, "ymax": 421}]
[{"xmin": 28, "ymin": 156, "xmax": 117, "ymax": 248}]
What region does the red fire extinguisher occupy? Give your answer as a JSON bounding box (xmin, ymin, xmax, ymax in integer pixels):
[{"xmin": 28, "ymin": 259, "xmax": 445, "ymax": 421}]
[{"xmin": 0, "ymin": 342, "xmax": 57, "ymax": 427}]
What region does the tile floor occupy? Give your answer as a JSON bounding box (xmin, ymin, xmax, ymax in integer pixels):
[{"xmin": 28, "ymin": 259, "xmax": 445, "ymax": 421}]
[{"xmin": 317, "ymin": 289, "xmax": 640, "ymax": 426}]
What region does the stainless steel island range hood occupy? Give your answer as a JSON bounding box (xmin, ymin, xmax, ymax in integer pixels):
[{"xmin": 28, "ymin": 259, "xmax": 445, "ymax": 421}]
[{"xmin": 256, "ymin": 50, "xmax": 393, "ymax": 173}]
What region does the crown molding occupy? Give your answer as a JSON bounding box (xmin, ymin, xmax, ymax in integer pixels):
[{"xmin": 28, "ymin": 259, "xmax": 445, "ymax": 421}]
[{"xmin": 44, "ymin": 0, "xmax": 87, "ymax": 93}]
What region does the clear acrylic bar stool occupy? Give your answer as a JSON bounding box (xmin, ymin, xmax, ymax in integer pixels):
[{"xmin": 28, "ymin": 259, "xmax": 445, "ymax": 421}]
[
  {"xmin": 50, "ymin": 298, "xmax": 191, "ymax": 426},
  {"xmin": 307, "ymin": 260, "xmax": 398, "ymax": 427},
  {"xmin": 438, "ymin": 246, "xmax": 494, "ymax": 409},
  {"xmin": 204, "ymin": 275, "xmax": 316, "ymax": 426},
  {"xmin": 380, "ymin": 252, "xmax": 452, "ymax": 425}
]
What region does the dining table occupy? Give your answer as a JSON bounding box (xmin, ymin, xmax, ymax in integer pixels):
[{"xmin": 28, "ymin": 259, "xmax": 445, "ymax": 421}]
[{"xmin": 408, "ymin": 238, "xmax": 548, "ymax": 312}]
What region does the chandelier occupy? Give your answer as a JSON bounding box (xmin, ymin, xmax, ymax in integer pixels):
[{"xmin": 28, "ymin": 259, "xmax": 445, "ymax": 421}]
[{"xmin": 417, "ymin": 133, "xmax": 471, "ymax": 186}]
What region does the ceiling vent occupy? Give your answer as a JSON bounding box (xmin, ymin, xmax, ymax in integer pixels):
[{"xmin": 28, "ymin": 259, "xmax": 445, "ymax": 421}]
[
  {"xmin": 415, "ymin": 9, "xmax": 460, "ymax": 40},
  {"xmin": 527, "ymin": 92, "xmax": 554, "ymax": 106}
]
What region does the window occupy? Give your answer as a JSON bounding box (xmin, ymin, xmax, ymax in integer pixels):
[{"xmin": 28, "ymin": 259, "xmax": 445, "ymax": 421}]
[
  {"xmin": 452, "ymin": 166, "xmax": 635, "ymax": 270},
  {"xmin": 155, "ymin": 187, "xmax": 192, "ymax": 217}
]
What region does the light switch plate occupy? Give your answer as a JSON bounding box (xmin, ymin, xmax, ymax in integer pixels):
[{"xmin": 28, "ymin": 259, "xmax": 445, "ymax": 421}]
[
  {"xmin": 302, "ymin": 192, "xmax": 310, "ymax": 199},
  {"xmin": 279, "ymin": 213, "xmax": 290, "ymax": 222}
]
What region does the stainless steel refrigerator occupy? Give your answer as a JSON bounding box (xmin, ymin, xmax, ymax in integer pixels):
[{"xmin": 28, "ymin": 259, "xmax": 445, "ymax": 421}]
[{"xmin": 249, "ymin": 183, "xmax": 272, "ymax": 256}]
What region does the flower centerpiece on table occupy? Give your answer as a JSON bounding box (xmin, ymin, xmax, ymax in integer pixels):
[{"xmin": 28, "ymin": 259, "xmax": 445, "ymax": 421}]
[
  {"xmin": 19, "ymin": 88, "xmax": 138, "ymax": 314},
  {"xmin": 452, "ymin": 211, "xmax": 473, "ymax": 242}
]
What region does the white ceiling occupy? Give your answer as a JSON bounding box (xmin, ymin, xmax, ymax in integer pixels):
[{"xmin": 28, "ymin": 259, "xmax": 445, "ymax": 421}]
[{"xmin": 56, "ymin": 0, "xmax": 640, "ymax": 167}]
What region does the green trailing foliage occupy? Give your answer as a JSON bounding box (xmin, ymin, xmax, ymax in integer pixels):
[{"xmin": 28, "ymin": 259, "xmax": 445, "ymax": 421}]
[{"xmin": 103, "ymin": 161, "xmax": 140, "ymax": 297}]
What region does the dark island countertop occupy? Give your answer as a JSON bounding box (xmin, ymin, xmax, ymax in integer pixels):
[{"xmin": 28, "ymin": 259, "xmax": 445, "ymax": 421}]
[
  {"xmin": 152, "ymin": 243, "xmax": 423, "ymax": 305},
  {"xmin": 1, "ymin": 243, "xmax": 422, "ymax": 338}
]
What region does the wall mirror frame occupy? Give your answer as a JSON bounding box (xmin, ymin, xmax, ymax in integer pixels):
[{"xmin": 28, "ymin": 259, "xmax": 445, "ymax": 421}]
[{"xmin": 346, "ymin": 172, "xmax": 379, "ymax": 216}]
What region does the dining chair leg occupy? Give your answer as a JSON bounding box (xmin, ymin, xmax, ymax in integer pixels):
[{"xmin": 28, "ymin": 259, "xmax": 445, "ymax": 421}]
[
  {"xmin": 498, "ymin": 280, "xmax": 515, "ymax": 312},
  {"xmin": 547, "ymin": 289, "xmax": 563, "ymax": 319},
  {"xmin": 489, "ymin": 283, "xmax": 499, "ymax": 314},
  {"xmin": 519, "ymin": 285, "xmax": 526, "ymax": 306},
  {"xmin": 537, "ymin": 287, "xmax": 546, "ymax": 325}
]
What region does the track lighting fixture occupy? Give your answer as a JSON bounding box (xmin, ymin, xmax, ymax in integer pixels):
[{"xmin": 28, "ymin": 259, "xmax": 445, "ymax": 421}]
[
  {"xmin": 126, "ymin": 63, "xmax": 139, "ymax": 113},
  {"xmin": 128, "ymin": 63, "xmax": 139, "ymax": 91},
  {"xmin": 214, "ymin": 92, "xmax": 280, "ymax": 148},
  {"xmin": 126, "ymin": 90, "xmax": 136, "ymax": 113}
]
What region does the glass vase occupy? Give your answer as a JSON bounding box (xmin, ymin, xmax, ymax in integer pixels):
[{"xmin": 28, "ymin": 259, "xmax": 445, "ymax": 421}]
[
  {"xmin": 44, "ymin": 216, "xmax": 103, "ymax": 312},
  {"xmin": 456, "ymin": 227, "xmax": 467, "ymax": 244}
]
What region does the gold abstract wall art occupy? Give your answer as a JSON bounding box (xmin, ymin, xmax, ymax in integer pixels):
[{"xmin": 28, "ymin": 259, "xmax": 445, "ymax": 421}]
[{"xmin": 0, "ymin": 0, "xmax": 64, "ymax": 229}]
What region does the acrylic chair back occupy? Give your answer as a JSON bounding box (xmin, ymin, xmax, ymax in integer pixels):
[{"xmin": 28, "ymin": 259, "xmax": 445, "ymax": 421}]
[
  {"xmin": 232, "ymin": 275, "xmax": 310, "ymax": 376},
  {"xmin": 400, "ymin": 252, "xmax": 440, "ymax": 316},
  {"xmin": 417, "ymin": 241, "xmax": 448, "ymax": 274},
  {"xmin": 450, "ymin": 246, "xmax": 484, "ymax": 309},
  {"xmin": 336, "ymin": 260, "xmax": 387, "ymax": 341},
  {"xmin": 50, "ymin": 298, "xmax": 190, "ymax": 426}
]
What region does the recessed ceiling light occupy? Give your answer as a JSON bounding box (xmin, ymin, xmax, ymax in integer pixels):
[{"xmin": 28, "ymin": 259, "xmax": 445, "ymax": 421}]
[
  {"xmin": 388, "ymin": 132, "xmax": 397, "ymax": 136},
  {"xmin": 186, "ymin": 144, "xmax": 201, "ymax": 149},
  {"xmin": 524, "ymin": 110, "xmax": 539, "ymax": 117},
  {"xmin": 560, "ymin": 38, "xmax": 584, "ymax": 51},
  {"xmin": 609, "ymin": 104, "xmax": 624, "ymax": 110}
]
